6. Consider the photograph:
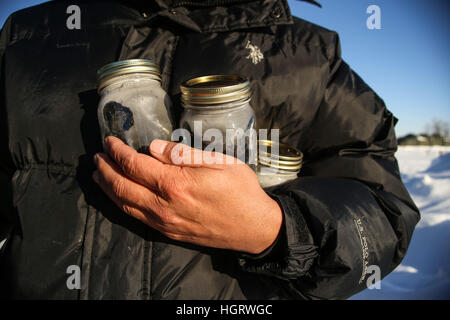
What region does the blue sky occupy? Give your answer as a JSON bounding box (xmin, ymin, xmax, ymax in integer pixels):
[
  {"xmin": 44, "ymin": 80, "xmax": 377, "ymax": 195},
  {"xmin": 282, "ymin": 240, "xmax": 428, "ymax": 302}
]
[
  {"xmin": 1, "ymin": 0, "xmax": 449, "ymax": 136},
  {"xmin": 288, "ymin": 0, "xmax": 450, "ymax": 137}
]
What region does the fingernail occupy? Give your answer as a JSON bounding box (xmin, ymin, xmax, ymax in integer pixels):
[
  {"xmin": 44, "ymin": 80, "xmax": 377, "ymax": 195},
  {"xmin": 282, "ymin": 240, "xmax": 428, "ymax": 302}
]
[
  {"xmin": 93, "ymin": 153, "xmax": 99, "ymax": 165},
  {"xmin": 92, "ymin": 171, "xmax": 99, "ymax": 183},
  {"xmin": 150, "ymin": 140, "xmax": 168, "ymax": 155},
  {"xmin": 103, "ymin": 137, "xmax": 109, "ymax": 153}
]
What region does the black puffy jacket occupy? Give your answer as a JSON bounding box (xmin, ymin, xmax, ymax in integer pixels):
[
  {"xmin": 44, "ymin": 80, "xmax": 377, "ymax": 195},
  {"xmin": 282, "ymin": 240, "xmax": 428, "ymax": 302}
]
[{"xmin": 0, "ymin": 0, "xmax": 420, "ymax": 299}]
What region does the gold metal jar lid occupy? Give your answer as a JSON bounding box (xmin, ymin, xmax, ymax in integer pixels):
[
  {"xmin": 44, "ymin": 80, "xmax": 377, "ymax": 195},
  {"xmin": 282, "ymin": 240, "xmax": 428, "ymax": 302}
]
[
  {"xmin": 97, "ymin": 59, "xmax": 161, "ymax": 92},
  {"xmin": 258, "ymin": 140, "xmax": 303, "ymax": 172},
  {"xmin": 180, "ymin": 75, "xmax": 251, "ymax": 108}
]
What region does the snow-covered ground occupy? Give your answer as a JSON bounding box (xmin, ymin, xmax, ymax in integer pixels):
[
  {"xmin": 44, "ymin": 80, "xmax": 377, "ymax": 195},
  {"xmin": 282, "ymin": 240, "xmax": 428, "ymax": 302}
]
[{"xmin": 351, "ymin": 146, "xmax": 450, "ymax": 300}]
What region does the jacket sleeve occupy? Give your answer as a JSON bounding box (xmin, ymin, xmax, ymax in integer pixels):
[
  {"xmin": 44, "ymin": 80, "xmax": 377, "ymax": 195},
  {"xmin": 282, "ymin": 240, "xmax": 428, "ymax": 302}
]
[
  {"xmin": 0, "ymin": 16, "xmax": 16, "ymax": 253},
  {"xmin": 237, "ymin": 33, "xmax": 420, "ymax": 300}
]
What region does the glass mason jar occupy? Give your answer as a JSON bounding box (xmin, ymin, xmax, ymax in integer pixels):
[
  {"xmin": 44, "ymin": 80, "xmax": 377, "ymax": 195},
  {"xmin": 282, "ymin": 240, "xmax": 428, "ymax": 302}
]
[
  {"xmin": 256, "ymin": 140, "xmax": 303, "ymax": 188},
  {"xmin": 179, "ymin": 75, "xmax": 257, "ymax": 167},
  {"xmin": 97, "ymin": 59, "xmax": 174, "ymax": 154}
]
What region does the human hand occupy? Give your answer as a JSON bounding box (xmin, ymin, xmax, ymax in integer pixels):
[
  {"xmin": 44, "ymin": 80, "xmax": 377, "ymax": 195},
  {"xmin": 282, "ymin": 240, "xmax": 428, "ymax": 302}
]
[{"xmin": 93, "ymin": 136, "xmax": 283, "ymax": 254}]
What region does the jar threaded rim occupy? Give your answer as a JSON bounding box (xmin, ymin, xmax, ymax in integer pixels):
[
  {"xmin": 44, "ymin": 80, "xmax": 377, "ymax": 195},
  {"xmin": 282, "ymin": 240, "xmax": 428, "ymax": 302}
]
[
  {"xmin": 180, "ymin": 75, "xmax": 251, "ymax": 108},
  {"xmin": 97, "ymin": 59, "xmax": 161, "ymax": 92}
]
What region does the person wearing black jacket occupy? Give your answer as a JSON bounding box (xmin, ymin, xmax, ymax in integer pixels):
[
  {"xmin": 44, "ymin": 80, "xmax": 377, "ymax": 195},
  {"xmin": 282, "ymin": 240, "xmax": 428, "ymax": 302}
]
[{"xmin": 0, "ymin": 0, "xmax": 420, "ymax": 299}]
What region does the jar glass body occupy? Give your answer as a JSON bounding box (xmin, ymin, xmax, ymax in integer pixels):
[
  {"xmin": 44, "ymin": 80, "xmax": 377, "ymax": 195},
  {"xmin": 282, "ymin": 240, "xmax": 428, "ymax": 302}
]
[
  {"xmin": 256, "ymin": 166, "xmax": 299, "ymax": 188},
  {"xmin": 98, "ymin": 73, "xmax": 174, "ymax": 153},
  {"xmin": 179, "ymin": 99, "xmax": 257, "ymax": 166}
]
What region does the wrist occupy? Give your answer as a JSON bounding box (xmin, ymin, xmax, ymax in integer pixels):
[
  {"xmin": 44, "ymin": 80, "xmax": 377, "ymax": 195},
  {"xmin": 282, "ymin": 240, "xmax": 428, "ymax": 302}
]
[{"xmin": 247, "ymin": 198, "xmax": 283, "ymax": 255}]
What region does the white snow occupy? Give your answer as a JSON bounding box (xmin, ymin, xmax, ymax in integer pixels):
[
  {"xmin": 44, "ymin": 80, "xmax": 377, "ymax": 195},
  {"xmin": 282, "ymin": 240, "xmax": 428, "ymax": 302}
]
[
  {"xmin": 417, "ymin": 136, "xmax": 428, "ymax": 142},
  {"xmin": 351, "ymin": 146, "xmax": 450, "ymax": 300},
  {"xmin": 394, "ymin": 265, "xmax": 418, "ymax": 274}
]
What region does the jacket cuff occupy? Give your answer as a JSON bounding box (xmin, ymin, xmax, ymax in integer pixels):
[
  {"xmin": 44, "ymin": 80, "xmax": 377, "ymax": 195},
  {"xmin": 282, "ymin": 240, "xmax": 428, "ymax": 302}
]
[{"xmin": 237, "ymin": 193, "xmax": 318, "ymax": 280}]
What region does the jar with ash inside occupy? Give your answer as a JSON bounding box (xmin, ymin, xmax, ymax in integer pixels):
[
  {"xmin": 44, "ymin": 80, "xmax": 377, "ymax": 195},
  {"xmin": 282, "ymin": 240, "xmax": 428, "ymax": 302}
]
[
  {"xmin": 97, "ymin": 59, "xmax": 174, "ymax": 153},
  {"xmin": 256, "ymin": 140, "xmax": 303, "ymax": 188},
  {"xmin": 179, "ymin": 75, "xmax": 257, "ymax": 168}
]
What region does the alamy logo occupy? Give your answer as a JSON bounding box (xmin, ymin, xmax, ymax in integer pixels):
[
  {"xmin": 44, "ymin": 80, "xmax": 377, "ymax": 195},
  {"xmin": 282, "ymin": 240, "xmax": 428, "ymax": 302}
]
[
  {"xmin": 66, "ymin": 265, "xmax": 81, "ymax": 290},
  {"xmin": 366, "ymin": 265, "xmax": 381, "ymax": 289},
  {"xmin": 66, "ymin": 5, "xmax": 81, "ymax": 30},
  {"xmin": 366, "ymin": 5, "xmax": 381, "ymax": 30},
  {"xmin": 245, "ymin": 40, "xmax": 264, "ymax": 65}
]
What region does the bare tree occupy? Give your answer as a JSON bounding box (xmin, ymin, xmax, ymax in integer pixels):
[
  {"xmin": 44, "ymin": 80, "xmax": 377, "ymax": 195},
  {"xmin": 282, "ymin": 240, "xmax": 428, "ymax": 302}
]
[{"xmin": 425, "ymin": 119, "xmax": 450, "ymax": 138}]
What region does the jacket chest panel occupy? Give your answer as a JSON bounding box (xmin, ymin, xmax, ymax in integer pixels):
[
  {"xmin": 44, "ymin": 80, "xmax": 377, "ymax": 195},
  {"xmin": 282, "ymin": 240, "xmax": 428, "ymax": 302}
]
[
  {"xmin": 169, "ymin": 30, "xmax": 329, "ymax": 143},
  {"xmin": 5, "ymin": 27, "xmax": 129, "ymax": 166}
]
